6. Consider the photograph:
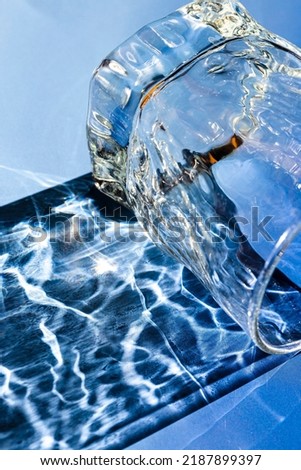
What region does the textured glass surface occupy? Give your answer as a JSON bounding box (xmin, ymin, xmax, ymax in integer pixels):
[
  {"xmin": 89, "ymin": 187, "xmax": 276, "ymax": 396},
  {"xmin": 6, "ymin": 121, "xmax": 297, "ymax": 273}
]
[
  {"xmin": 128, "ymin": 36, "xmax": 301, "ymax": 352},
  {"xmin": 87, "ymin": 0, "xmax": 301, "ymax": 206},
  {"xmin": 0, "ymin": 176, "xmax": 287, "ymax": 450},
  {"xmin": 87, "ymin": 0, "xmax": 301, "ymax": 353}
]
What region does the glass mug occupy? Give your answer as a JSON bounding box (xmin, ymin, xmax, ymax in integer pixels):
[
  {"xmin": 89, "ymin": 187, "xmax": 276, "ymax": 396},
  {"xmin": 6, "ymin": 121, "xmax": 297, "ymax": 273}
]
[{"xmin": 87, "ymin": 0, "xmax": 301, "ymax": 354}]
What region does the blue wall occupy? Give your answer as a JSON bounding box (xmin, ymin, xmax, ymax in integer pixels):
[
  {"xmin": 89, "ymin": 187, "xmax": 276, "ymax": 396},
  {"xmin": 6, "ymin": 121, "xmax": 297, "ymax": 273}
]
[{"xmin": 243, "ymin": 0, "xmax": 300, "ymax": 46}]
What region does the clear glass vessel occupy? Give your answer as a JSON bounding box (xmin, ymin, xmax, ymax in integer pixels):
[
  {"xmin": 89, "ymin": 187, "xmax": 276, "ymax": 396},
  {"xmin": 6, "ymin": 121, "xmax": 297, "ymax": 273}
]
[{"xmin": 87, "ymin": 0, "xmax": 301, "ymax": 354}]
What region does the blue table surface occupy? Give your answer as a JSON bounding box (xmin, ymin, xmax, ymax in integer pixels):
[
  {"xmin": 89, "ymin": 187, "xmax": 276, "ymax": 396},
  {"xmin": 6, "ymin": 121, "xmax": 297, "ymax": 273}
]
[{"xmin": 1, "ymin": 0, "xmax": 300, "ymax": 450}]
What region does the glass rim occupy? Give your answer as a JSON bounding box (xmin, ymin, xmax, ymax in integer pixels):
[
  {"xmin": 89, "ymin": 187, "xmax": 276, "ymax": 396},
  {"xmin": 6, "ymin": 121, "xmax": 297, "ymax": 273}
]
[{"xmin": 248, "ymin": 221, "xmax": 301, "ymax": 354}]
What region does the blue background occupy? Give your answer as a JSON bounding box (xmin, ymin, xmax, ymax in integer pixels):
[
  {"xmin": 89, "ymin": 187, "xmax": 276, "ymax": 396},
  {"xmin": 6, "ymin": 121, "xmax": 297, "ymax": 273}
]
[{"xmin": 0, "ymin": 0, "xmax": 300, "ymax": 450}]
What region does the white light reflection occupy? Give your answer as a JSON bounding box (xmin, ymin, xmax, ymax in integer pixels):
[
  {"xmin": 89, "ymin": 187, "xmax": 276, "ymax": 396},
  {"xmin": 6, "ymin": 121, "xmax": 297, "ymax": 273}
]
[{"xmin": 94, "ymin": 256, "xmax": 118, "ymax": 275}]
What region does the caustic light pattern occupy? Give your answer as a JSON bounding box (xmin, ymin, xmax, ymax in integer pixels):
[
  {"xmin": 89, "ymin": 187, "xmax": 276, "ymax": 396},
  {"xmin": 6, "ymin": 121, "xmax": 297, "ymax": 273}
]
[{"xmin": 0, "ymin": 177, "xmax": 287, "ymax": 449}]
